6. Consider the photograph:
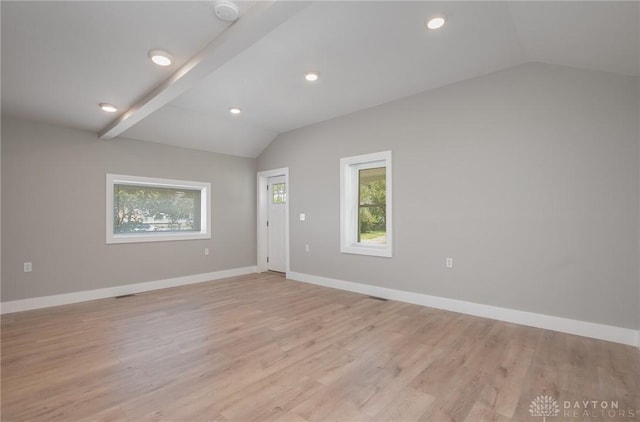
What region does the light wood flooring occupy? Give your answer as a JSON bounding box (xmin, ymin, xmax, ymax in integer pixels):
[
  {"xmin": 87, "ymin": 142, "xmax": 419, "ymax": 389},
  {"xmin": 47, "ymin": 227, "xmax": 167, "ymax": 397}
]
[{"xmin": 2, "ymin": 272, "xmax": 639, "ymax": 421}]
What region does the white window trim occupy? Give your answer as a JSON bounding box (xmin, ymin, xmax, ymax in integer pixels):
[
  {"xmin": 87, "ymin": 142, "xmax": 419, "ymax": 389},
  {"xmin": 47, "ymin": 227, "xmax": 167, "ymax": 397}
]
[
  {"xmin": 340, "ymin": 151, "xmax": 392, "ymax": 257},
  {"xmin": 106, "ymin": 174, "xmax": 211, "ymax": 244}
]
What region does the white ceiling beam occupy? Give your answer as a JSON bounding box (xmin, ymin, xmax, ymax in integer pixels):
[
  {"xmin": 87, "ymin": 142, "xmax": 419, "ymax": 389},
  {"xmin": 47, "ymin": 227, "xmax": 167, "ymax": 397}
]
[{"xmin": 99, "ymin": 1, "xmax": 310, "ymax": 139}]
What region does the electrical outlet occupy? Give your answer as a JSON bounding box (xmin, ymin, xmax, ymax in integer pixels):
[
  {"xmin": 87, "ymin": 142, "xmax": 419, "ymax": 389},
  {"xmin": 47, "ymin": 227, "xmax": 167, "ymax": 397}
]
[
  {"xmin": 204, "ymin": 248, "xmax": 209, "ymax": 256},
  {"xmin": 305, "ymin": 244, "xmax": 310, "ymax": 252},
  {"xmin": 24, "ymin": 262, "xmax": 32, "ymax": 273},
  {"xmin": 446, "ymin": 257, "xmax": 453, "ymax": 269}
]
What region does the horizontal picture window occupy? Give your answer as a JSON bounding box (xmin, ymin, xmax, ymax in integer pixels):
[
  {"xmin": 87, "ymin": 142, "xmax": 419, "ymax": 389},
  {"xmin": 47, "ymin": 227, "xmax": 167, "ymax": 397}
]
[{"xmin": 106, "ymin": 174, "xmax": 211, "ymax": 244}]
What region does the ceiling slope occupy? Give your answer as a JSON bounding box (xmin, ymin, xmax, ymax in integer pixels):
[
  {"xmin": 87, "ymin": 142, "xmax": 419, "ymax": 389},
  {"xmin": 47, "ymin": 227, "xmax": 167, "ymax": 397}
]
[
  {"xmin": 1, "ymin": 1, "xmax": 231, "ymax": 132},
  {"xmin": 2, "ymin": 1, "xmax": 638, "ymax": 158},
  {"xmin": 99, "ymin": 1, "xmax": 310, "ymax": 140}
]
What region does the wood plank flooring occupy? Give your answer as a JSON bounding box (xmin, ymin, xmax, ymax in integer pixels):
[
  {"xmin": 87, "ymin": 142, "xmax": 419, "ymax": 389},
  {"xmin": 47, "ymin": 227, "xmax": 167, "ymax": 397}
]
[{"xmin": 2, "ymin": 272, "xmax": 639, "ymax": 421}]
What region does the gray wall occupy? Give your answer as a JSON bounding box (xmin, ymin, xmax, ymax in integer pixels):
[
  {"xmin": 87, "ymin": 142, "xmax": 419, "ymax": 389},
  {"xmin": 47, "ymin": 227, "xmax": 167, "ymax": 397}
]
[
  {"xmin": 258, "ymin": 62, "xmax": 640, "ymax": 329},
  {"xmin": 2, "ymin": 116, "xmax": 257, "ymax": 301}
]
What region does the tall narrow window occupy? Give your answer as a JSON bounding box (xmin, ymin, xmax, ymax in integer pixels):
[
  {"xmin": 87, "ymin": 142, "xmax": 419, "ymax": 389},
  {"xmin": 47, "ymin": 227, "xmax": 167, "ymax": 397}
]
[
  {"xmin": 358, "ymin": 167, "xmax": 386, "ymax": 244},
  {"xmin": 340, "ymin": 151, "xmax": 392, "ymax": 257},
  {"xmin": 106, "ymin": 174, "xmax": 211, "ymax": 244}
]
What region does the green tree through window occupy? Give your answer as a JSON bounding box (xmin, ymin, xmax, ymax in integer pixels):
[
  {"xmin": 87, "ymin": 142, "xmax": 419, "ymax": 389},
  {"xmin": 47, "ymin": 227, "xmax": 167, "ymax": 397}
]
[
  {"xmin": 358, "ymin": 167, "xmax": 386, "ymax": 244},
  {"xmin": 114, "ymin": 185, "xmax": 201, "ymax": 233}
]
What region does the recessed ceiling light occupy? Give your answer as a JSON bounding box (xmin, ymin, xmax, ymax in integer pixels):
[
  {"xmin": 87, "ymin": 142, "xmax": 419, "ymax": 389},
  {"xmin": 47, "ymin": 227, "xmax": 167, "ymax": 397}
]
[
  {"xmin": 305, "ymin": 72, "xmax": 320, "ymax": 82},
  {"xmin": 426, "ymin": 16, "xmax": 446, "ymax": 30},
  {"xmin": 229, "ymin": 107, "xmax": 242, "ymax": 115},
  {"xmin": 149, "ymin": 50, "xmax": 172, "ymax": 66},
  {"xmin": 99, "ymin": 103, "xmax": 118, "ymax": 113}
]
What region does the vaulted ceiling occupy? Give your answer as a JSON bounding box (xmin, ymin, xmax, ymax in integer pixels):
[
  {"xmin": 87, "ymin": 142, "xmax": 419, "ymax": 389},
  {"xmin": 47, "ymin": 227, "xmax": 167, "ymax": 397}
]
[{"xmin": 2, "ymin": 1, "xmax": 638, "ymax": 158}]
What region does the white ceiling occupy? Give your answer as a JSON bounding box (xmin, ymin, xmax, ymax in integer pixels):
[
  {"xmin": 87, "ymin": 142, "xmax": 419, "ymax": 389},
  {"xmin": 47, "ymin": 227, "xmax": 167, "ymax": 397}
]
[{"xmin": 2, "ymin": 1, "xmax": 638, "ymax": 158}]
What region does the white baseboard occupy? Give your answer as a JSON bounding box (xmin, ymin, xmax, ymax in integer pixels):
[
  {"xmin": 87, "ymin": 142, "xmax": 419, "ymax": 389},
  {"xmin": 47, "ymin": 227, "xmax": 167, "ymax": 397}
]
[
  {"xmin": 287, "ymin": 271, "xmax": 640, "ymax": 348},
  {"xmin": 0, "ymin": 266, "xmax": 257, "ymax": 315}
]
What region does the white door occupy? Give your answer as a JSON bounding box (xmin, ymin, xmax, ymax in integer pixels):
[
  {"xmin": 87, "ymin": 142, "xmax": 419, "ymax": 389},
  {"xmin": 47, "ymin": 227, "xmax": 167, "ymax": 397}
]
[{"xmin": 267, "ymin": 176, "xmax": 286, "ymax": 272}]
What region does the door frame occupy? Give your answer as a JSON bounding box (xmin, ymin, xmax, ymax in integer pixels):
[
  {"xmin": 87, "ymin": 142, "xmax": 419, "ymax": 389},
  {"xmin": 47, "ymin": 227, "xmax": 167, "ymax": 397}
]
[{"xmin": 257, "ymin": 168, "xmax": 290, "ymax": 274}]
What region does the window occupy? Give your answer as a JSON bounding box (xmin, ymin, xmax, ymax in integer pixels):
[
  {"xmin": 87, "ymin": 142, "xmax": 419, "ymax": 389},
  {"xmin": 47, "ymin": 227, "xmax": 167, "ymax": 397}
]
[
  {"xmin": 340, "ymin": 151, "xmax": 392, "ymax": 257},
  {"xmin": 272, "ymin": 183, "xmax": 286, "ymax": 204},
  {"xmin": 106, "ymin": 174, "xmax": 211, "ymax": 244}
]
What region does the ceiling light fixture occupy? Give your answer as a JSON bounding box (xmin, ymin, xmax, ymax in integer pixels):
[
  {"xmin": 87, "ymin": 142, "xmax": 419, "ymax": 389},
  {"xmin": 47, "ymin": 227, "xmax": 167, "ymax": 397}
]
[
  {"xmin": 304, "ymin": 72, "xmax": 320, "ymax": 82},
  {"xmin": 214, "ymin": 0, "xmax": 240, "ymax": 22},
  {"xmin": 99, "ymin": 103, "xmax": 118, "ymax": 113},
  {"xmin": 149, "ymin": 50, "xmax": 172, "ymax": 66},
  {"xmin": 229, "ymin": 107, "xmax": 242, "ymax": 115},
  {"xmin": 426, "ymin": 16, "xmax": 446, "ymax": 30}
]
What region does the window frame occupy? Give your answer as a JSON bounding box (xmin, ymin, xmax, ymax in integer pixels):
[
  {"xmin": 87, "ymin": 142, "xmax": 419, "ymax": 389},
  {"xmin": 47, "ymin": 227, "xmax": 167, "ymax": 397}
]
[
  {"xmin": 340, "ymin": 150, "xmax": 392, "ymax": 257},
  {"xmin": 106, "ymin": 174, "xmax": 211, "ymax": 244}
]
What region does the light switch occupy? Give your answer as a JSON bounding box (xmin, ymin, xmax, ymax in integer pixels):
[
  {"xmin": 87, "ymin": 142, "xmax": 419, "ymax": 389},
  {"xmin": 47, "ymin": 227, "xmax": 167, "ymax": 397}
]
[{"xmin": 299, "ymin": 213, "xmax": 306, "ymax": 221}]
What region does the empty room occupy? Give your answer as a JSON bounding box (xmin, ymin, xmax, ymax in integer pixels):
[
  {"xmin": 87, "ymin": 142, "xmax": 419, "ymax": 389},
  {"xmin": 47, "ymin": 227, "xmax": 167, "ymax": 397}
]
[{"xmin": 1, "ymin": 1, "xmax": 639, "ymax": 421}]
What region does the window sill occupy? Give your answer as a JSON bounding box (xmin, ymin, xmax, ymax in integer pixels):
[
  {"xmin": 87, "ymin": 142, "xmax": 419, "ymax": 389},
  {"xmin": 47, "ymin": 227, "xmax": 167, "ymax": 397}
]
[
  {"xmin": 340, "ymin": 244, "xmax": 392, "ymax": 257},
  {"xmin": 107, "ymin": 232, "xmax": 210, "ymax": 244}
]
